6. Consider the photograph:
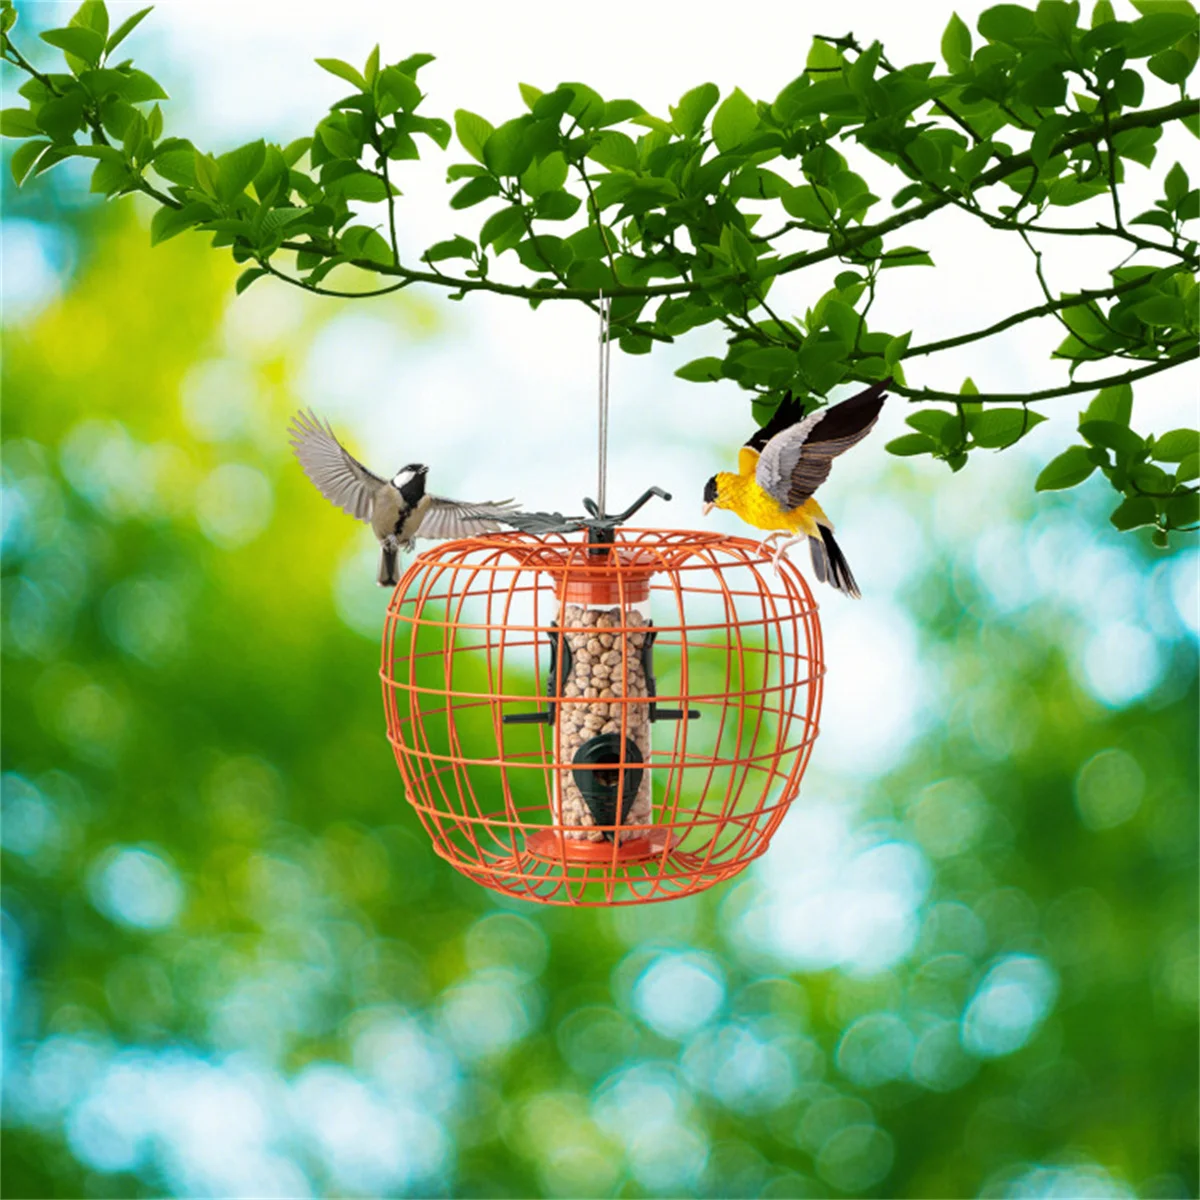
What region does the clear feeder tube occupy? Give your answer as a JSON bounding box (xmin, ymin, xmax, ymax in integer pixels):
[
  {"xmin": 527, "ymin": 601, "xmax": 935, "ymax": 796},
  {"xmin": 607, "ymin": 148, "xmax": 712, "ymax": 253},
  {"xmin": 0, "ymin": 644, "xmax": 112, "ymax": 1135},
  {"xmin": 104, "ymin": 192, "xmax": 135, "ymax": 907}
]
[{"xmin": 555, "ymin": 593, "xmax": 652, "ymax": 843}]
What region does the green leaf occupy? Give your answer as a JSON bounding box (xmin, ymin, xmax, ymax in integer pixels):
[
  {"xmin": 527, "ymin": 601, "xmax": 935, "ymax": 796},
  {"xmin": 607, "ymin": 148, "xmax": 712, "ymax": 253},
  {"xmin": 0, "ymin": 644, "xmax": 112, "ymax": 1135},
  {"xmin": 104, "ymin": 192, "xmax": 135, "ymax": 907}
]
[
  {"xmin": 216, "ymin": 140, "xmax": 266, "ymax": 203},
  {"xmin": 364, "ymin": 45, "xmax": 380, "ymax": 88},
  {"xmin": 1130, "ymin": 208, "xmax": 1176, "ymax": 230},
  {"xmin": 968, "ymin": 407, "xmax": 1048, "ymax": 448},
  {"xmin": 886, "ymin": 433, "xmax": 938, "ymax": 456},
  {"xmin": 1111, "ymin": 68, "xmax": 1145, "ymax": 108},
  {"xmin": 1130, "ymin": 462, "xmax": 1173, "ymax": 493},
  {"xmin": 807, "ymin": 38, "xmax": 843, "ymax": 71},
  {"xmin": 340, "ymin": 225, "xmax": 393, "ymax": 266},
  {"xmin": 455, "ymin": 109, "xmax": 494, "ymax": 164},
  {"xmin": 1134, "ymin": 293, "xmax": 1187, "ymax": 325},
  {"xmin": 880, "ymin": 246, "xmax": 934, "ymax": 268},
  {"xmin": 483, "ymin": 117, "xmax": 534, "ymax": 177},
  {"xmin": 478, "ymin": 205, "xmax": 526, "ymax": 252},
  {"xmin": 906, "ymin": 410, "xmax": 959, "ymax": 439},
  {"xmin": 561, "ymin": 82, "xmax": 607, "ymax": 129},
  {"xmin": 1080, "ymin": 419, "xmax": 1146, "ymax": 456},
  {"xmin": 315, "ymin": 116, "xmax": 358, "ymax": 159},
  {"xmin": 781, "ymin": 184, "xmax": 834, "ymax": 226},
  {"xmin": 519, "ymin": 83, "xmax": 543, "ymax": 110},
  {"xmin": 111, "ymin": 69, "xmax": 168, "ymax": 103},
  {"xmin": 1109, "ymin": 494, "xmax": 1157, "ymax": 529},
  {"xmin": 423, "ymin": 235, "xmax": 476, "ymax": 263},
  {"xmin": 40, "ymin": 24, "xmax": 105, "ymax": 66},
  {"xmin": 89, "ymin": 155, "xmax": 132, "ymax": 195},
  {"xmin": 675, "ymin": 356, "xmax": 725, "ymax": 382},
  {"xmin": 670, "ymin": 82, "xmax": 719, "ymax": 137},
  {"xmin": 1149, "ymin": 48, "xmax": 1194, "ymax": 82},
  {"xmin": 711, "ymin": 87, "xmax": 758, "ymax": 152},
  {"xmin": 410, "ymin": 115, "xmax": 451, "ymax": 150},
  {"xmin": 943, "ymin": 13, "xmax": 974, "ymax": 72},
  {"xmin": 315, "ymin": 57, "xmax": 367, "ymax": 91},
  {"xmin": 1165, "ymin": 160, "xmax": 1189, "ymax": 207},
  {"xmin": 151, "ymin": 138, "xmax": 197, "ymax": 186},
  {"xmin": 10, "ymin": 138, "xmax": 50, "ymax": 184},
  {"xmin": 70, "ymin": 1, "xmax": 108, "ymax": 39},
  {"xmin": 1031, "ymin": 114, "xmax": 1070, "ymax": 166},
  {"xmin": 588, "ymin": 130, "xmax": 638, "ymax": 171},
  {"xmin": 1124, "ymin": 12, "xmax": 1197, "ymax": 56},
  {"xmin": 1084, "ymin": 383, "xmax": 1133, "ymax": 424},
  {"xmin": 738, "ymin": 346, "xmax": 797, "ymax": 375},
  {"xmin": 520, "ymin": 151, "xmax": 567, "ymax": 198},
  {"xmin": 376, "ymin": 67, "xmax": 421, "ymax": 117},
  {"xmin": 235, "ymin": 266, "xmax": 269, "ymax": 294},
  {"xmin": 1151, "ymin": 428, "xmax": 1200, "ymax": 461},
  {"xmin": 822, "ymin": 299, "xmax": 860, "ymax": 344},
  {"xmin": 515, "ymin": 234, "xmax": 571, "ymax": 274},
  {"xmin": 396, "ymin": 53, "xmax": 435, "ymax": 78},
  {"xmin": 533, "ymin": 190, "xmax": 581, "ymax": 220},
  {"xmin": 531, "ymin": 86, "xmax": 575, "ymax": 123},
  {"xmin": 1165, "ymin": 490, "xmax": 1200, "ymax": 527},
  {"xmin": 978, "ymin": 4, "xmax": 1038, "ymax": 43},
  {"xmin": 450, "ymin": 175, "xmax": 501, "ymax": 208},
  {"xmin": 1035, "ymin": 0, "xmax": 1079, "ymax": 40},
  {"xmin": 35, "ymin": 90, "xmax": 87, "ymax": 140},
  {"xmin": 885, "ymin": 332, "xmax": 912, "ymax": 366},
  {"xmin": 600, "ymin": 98, "xmax": 643, "ymax": 127},
  {"xmin": 1036, "ymin": 445, "xmax": 1098, "ymax": 490},
  {"xmin": 0, "ymin": 107, "xmax": 42, "ymax": 138},
  {"xmin": 330, "ymin": 170, "xmax": 390, "ymax": 202},
  {"xmin": 1177, "ymin": 450, "xmax": 1200, "ymax": 481},
  {"xmin": 105, "ymin": 6, "xmax": 151, "ymax": 54}
]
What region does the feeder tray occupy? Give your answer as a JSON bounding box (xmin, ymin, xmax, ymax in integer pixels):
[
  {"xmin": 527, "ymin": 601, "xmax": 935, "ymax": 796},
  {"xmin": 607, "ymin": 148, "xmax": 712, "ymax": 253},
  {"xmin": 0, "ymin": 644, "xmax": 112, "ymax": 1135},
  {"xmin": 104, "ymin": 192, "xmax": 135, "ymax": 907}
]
[{"xmin": 381, "ymin": 492, "xmax": 825, "ymax": 906}]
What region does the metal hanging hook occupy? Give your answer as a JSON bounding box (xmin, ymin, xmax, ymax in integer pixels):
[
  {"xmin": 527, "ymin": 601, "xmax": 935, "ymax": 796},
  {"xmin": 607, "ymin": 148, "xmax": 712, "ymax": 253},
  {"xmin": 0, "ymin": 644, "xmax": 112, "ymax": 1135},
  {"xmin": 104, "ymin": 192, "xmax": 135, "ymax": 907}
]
[{"xmin": 597, "ymin": 291, "xmax": 612, "ymax": 517}]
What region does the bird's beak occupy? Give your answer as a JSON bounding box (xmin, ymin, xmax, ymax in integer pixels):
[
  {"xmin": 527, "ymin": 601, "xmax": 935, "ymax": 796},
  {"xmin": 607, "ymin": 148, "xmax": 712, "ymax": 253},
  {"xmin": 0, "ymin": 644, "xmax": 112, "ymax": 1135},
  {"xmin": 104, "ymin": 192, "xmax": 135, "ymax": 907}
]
[{"xmin": 702, "ymin": 502, "xmax": 714, "ymax": 517}]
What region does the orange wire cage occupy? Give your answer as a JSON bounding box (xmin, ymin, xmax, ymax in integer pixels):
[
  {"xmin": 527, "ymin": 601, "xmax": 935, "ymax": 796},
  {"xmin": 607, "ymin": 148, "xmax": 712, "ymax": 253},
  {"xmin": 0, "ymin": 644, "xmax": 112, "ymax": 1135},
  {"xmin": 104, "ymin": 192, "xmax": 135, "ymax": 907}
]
[{"xmin": 381, "ymin": 528, "xmax": 825, "ymax": 906}]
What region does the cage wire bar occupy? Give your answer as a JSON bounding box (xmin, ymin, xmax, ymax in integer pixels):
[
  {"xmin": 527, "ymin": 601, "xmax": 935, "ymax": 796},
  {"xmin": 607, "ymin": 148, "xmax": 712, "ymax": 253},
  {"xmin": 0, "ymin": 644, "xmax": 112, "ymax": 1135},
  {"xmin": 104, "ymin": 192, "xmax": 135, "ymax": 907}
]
[{"xmin": 381, "ymin": 528, "xmax": 824, "ymax": 906}]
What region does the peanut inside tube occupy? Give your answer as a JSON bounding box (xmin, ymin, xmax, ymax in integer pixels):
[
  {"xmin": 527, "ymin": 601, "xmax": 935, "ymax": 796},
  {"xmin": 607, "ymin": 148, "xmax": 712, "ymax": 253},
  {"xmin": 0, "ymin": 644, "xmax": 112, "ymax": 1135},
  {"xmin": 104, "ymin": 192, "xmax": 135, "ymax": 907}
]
[{"xmin": 553, "ymin": 588, "xmax": 653, "ymax": 844}]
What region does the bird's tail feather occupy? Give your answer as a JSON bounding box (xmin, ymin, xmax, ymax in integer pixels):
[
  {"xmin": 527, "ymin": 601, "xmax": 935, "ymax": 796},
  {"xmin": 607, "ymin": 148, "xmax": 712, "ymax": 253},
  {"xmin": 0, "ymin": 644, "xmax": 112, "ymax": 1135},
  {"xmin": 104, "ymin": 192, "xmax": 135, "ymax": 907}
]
[
  {"xmin": 807, "ymin": 536, "xmax": 829, "ymax": 586},
  {"xmin": 377, "ymin": 545, "xmax": 399, "ymax": 588},
  {"xmin": 811, "ymin": 526, "xmax": 860, "ymax": 598}
]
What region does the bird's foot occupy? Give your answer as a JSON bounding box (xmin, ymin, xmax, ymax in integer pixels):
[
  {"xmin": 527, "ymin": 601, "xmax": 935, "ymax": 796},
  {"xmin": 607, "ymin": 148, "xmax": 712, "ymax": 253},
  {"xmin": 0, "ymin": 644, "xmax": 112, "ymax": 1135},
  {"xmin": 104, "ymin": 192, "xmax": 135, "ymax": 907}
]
[
  {"xmin": 770, "ymin": 537, "xmax": 803, "ymax": 579},
  {"xmin": 762, "ymin": 532, "xmax": 785, "ymax": 550}
]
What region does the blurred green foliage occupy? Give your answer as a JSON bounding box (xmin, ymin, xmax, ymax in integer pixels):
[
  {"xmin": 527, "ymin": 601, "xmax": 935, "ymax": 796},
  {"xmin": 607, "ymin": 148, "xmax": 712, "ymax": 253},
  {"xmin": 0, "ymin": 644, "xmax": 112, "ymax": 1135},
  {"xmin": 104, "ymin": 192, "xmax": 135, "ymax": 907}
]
[{"xmin": 1, "ymin": 182, "xmax": 1197, "ymax": 1197}]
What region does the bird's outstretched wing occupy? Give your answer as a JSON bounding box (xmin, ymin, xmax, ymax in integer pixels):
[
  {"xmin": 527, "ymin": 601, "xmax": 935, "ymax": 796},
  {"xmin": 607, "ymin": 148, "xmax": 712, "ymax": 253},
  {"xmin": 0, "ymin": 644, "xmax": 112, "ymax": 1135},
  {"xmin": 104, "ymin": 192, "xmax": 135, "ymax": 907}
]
[
  {"xmin": 417, "ymin": 497, "xmax": 521, "ymax": 540},
  {"xmin": 755, "ymin": 379, "xmax": 890, "ymax": 509},
  {"xmin": 744, "ymin": 392, "xmax": 807, "ymax": 453},
  {"xmin": 288, "ymin": 409, "xmax": 386, "ymax": 522}
]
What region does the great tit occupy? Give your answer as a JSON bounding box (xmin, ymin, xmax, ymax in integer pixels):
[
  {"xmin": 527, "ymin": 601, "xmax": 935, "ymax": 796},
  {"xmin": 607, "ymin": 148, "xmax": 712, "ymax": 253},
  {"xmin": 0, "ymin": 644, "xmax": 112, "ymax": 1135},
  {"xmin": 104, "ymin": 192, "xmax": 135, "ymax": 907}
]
[
  {"xmin": 702, "ymin": 379, "xmax": 890, "ymax": 597},
  {"xmin": 288, "ymin": 409, "xmax": 520, "ymax": 586}
]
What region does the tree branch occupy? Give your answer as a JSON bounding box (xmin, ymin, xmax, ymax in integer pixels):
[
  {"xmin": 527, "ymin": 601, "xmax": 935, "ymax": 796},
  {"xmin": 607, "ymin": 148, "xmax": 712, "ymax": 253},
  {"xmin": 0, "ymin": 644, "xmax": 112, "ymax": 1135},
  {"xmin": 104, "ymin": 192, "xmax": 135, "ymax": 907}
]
[
  {"xmin": 884, "ymin": 347, "xmax": 1198, "ymax": 404},
  {"xmin": 904, "ymin": 272, "xmax": 1161, "ymax": 357}
]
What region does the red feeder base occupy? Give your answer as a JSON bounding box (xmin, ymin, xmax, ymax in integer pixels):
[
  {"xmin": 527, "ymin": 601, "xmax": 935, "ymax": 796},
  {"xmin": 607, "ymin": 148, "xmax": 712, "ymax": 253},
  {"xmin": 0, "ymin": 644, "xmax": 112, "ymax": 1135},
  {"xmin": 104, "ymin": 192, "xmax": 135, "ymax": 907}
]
[{"xmin": 524, "ymin": 826, "xmax": 680, "ymax": 864}]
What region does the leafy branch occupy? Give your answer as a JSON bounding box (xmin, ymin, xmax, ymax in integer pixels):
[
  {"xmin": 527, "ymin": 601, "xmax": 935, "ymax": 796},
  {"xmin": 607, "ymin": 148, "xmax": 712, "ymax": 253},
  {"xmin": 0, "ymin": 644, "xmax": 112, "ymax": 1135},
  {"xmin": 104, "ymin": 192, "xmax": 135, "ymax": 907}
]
[{"xmin": 1, "ymin": 0, "xmax": 1198, "ymax": 542}]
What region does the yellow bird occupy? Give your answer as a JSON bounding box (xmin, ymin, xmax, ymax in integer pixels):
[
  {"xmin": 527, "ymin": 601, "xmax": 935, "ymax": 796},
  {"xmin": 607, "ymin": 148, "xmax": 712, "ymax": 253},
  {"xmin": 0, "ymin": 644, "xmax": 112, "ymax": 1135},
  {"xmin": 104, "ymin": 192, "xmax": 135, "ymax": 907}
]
[{"xmin": 702, "ymin": 379, "xmax": 890, "ymax": 597}]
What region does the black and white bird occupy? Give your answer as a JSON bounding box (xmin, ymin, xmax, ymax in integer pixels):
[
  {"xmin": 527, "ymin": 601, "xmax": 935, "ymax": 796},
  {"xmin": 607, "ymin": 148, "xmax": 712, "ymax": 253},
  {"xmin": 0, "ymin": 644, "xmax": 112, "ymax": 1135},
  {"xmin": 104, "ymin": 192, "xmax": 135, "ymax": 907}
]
[{"xmin": 288, "ymin": 409, "xmax": 520, "ymax": 586}]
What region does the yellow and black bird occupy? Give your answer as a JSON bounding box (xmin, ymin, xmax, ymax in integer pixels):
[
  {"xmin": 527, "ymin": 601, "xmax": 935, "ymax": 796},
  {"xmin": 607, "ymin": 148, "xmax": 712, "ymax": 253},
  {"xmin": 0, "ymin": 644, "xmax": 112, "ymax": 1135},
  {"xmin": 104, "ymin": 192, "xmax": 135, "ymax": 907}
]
[
  {"xmin": 288, "ymin": 409, "xmax": 520, "ymax": 586},
  {"xmin": 702, "ymin": 379, "xmax": 890, "ymax": 597}
]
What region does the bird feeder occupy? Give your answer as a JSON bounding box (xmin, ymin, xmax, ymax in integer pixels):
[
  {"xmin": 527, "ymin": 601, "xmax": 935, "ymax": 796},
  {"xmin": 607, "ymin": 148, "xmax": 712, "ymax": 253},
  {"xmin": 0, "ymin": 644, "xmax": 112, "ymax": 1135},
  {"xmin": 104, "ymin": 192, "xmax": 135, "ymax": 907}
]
[{"xmin": 381, "ymin": 492, "xmax": 824, "ymax": 906}]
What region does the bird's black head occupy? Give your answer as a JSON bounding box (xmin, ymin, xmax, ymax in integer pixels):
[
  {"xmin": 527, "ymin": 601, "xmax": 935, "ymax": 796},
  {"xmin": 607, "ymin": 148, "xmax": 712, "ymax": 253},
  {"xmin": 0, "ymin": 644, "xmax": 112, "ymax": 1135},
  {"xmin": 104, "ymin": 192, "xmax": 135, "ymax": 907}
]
[
  {"xmin": 702, "ymin": 476, "xmax": 718, "ymax": 505},
  {"xmin": 392, "ymin": 463, "xmax": 428, "ymax": 504}
]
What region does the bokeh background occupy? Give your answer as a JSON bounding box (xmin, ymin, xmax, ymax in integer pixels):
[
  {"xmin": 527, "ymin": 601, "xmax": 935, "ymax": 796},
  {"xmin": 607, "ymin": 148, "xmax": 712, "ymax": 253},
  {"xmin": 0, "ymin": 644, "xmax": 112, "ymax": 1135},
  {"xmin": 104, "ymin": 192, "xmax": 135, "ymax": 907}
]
[{"xmin": 2, "ymin": 2, "xmax": 1198, "ymax": 1197}]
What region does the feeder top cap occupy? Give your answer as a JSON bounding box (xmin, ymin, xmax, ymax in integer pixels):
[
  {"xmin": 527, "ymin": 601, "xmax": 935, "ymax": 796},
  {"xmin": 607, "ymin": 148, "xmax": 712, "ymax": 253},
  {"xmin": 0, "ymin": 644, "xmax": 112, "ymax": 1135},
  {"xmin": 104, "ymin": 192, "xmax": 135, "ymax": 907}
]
[{"xmin": 502, "ymin": 486, "xmax": 671, "ymax": 543}]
